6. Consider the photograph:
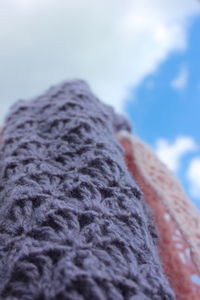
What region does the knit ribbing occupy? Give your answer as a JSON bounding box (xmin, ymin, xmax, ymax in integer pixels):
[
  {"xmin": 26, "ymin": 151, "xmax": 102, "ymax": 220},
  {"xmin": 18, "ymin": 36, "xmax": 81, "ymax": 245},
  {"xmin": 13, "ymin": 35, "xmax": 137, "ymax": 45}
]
[{"xmin": 0, "ymin": 80, "xmax": 174, "ymax": 300}]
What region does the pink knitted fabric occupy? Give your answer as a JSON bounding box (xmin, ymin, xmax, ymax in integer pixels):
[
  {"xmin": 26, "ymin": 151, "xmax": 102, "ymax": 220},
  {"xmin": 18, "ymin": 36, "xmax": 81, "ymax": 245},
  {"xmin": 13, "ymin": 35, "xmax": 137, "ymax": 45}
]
[{"xmin": 118, "ymin": 133, "xmax": 200, "ymax": 300}]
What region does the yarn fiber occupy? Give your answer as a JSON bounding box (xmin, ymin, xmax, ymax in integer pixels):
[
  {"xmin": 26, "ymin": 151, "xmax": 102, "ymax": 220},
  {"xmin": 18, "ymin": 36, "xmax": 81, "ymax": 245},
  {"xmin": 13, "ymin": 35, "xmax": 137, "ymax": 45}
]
[{"xmin": 0, "ymin": 80, "xmax": 174, "ymax": 299}]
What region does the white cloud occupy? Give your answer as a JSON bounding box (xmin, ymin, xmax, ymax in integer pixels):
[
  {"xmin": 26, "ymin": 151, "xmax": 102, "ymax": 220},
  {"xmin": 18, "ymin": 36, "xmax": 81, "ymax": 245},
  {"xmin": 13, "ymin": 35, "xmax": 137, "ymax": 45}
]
[
  {"xmin": 0, "ymin": 0, "xmax": 199, "ymax": 124},
  {"xmin": 155, "ymin": 136, "xmax": 197, "ymax": 172},
  {"xmin": 171, "ymin": 67, "xmax": 188, "ymax": 90},
  {"xmin": 187, "ymin": 157, "xmax": 200, "ymax": 198}
]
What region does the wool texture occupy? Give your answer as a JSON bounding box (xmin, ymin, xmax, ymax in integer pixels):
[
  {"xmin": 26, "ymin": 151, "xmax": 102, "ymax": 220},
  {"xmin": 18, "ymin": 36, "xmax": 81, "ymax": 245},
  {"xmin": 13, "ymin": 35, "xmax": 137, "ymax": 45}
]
[
  {"xmin": 118, "ymin": 134, "xmax": 200, "ymax": 300},
  {"xmin": 0, "ymin": 80, "xmax": 174, "ymax": 300}
]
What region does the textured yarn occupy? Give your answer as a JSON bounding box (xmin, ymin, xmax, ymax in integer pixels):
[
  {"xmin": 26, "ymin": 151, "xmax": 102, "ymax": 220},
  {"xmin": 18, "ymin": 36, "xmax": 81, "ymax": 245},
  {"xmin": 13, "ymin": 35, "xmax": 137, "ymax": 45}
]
[
  {"xmin": 118, "ymin": 134, "xmax": 200, "ymax": 300},
  {"xmin": 0, "ymin": 80, "xmax": 174, "ymax": 300}
]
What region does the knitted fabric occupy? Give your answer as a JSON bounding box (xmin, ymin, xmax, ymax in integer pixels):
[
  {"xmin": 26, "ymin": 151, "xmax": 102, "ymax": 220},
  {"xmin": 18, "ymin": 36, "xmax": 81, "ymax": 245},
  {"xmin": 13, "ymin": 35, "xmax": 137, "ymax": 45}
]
[
  {"xmin": 0, "ymin": 80, "xmax": 174, "ymax": 300},
  {"xmin": 118, "ymin": 133, "xmax": 200, "ymax": 299}
]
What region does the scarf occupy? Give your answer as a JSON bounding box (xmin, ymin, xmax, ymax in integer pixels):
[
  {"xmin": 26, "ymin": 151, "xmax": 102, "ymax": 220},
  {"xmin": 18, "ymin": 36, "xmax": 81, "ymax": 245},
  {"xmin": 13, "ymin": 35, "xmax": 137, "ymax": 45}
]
[{"xmin": 0, "ymin": 80, "xmax": 174, "ymax": 299}]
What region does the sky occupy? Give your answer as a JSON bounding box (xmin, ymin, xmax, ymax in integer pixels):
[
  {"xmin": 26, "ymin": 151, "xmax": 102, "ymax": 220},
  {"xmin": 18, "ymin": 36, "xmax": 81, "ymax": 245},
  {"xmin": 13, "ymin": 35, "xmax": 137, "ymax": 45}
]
[
  {"xmin": 125, "ymin": 15, "xmax": 200, "ymax": 209},
  {"xmin": 0, "ymin": 0, "xmax": 200, "ymax": 209}
]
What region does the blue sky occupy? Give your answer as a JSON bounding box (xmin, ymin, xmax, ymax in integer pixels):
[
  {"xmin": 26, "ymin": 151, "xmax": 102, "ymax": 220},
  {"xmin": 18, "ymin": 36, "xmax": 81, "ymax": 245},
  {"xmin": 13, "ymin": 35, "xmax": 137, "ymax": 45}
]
[
  {"xmin": 126, "ymin": 16, "xmax": 200, "ymax": 143},
  {"xmin": 0, "ymin": 1, "xmax": 200, "ymax": 209},
  {"xmin": 125, "ymin": 15, "xmax": 200, "ymax": 209}
]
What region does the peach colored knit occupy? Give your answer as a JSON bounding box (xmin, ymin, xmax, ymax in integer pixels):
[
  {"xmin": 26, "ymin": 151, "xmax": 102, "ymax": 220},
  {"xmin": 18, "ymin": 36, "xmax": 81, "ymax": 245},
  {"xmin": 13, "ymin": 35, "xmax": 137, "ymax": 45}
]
[{"xmin": 118, "ymin": 133, "xmax": 200, "ymax": 300}]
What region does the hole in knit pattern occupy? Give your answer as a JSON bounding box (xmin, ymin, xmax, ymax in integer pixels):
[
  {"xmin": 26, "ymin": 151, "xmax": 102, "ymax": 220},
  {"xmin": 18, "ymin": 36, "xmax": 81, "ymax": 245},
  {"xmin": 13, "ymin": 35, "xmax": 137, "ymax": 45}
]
[{"xmin": 78, "ymin": 213, "xmax": 94, "ymax": 229}]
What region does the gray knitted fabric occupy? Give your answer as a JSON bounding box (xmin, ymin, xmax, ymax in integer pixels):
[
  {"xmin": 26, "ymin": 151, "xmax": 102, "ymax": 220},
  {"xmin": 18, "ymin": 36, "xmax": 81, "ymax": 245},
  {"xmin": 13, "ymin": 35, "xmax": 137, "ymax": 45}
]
[{"xmin": 0, "ymin": 80, "xmax": 174, "ymax": 300}]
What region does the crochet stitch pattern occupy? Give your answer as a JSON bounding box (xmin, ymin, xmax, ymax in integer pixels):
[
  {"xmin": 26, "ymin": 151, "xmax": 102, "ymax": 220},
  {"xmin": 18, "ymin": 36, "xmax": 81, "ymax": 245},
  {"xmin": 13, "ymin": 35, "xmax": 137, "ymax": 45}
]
[{"xmin": 0, "ymin": 80, "xmax": 174, "ymax": 299}]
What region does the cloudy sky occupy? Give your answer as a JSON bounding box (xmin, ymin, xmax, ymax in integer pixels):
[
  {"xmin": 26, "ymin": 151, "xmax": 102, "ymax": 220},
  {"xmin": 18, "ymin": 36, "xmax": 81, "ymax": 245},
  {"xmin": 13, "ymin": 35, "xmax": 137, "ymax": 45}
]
[{"xmin": 0, "ymin": 0, "xmax": 200, "ymax": 209}]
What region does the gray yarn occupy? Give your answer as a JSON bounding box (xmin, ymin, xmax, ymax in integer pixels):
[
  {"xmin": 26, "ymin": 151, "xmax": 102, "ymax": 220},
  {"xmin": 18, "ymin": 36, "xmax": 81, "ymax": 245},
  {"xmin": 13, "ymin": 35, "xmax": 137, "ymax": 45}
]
[{"xmin": 0, "ymin": 80, "xmax": 175, "ymax": 300}]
